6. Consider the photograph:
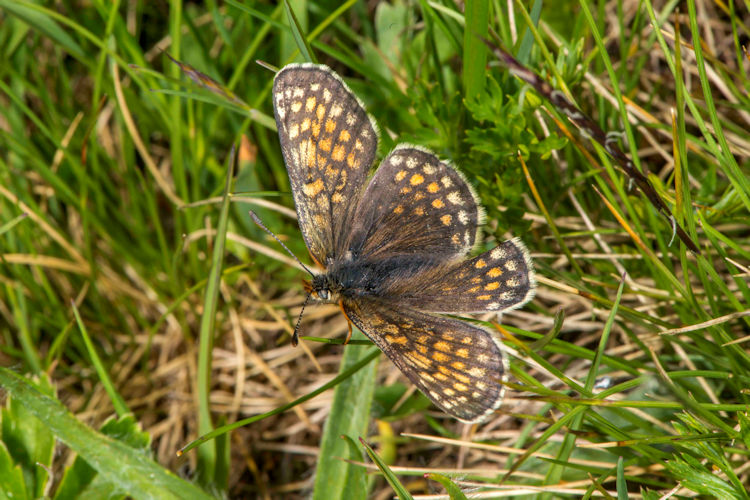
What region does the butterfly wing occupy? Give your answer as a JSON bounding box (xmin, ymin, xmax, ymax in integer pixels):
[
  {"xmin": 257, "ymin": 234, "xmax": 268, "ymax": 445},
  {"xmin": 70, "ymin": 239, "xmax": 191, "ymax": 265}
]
[
  {"xmin": 273, "ymin": 64, "xmax": 378, "ymax": 265},
  {"xmin": 386, "ymin": 238, "xmax": 536, "ymax": 313},
  {"xmin": 343, "ymin": 297, "xmax": 508, "ymax": 422},
  {"xmin": 345, "ymin": 145, "xmax": 482, "ymax": 261}
]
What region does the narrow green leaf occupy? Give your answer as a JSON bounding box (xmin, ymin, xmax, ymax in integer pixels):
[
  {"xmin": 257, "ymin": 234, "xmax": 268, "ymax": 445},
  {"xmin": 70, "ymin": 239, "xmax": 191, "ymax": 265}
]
[
  {"xmin": 462, "ymin": 0, "xmax": 489, "ymax": 99},
  {"xmin": 283, "ymin": 0, "xmax": 317, "ymax": 63},
  {"xmin": 0, "ymin": 213, "xmax": 28, "ymax": 236},
  {"xmin": 360, "ymin": 437, "xmax": 412, "ymax": 500},
  {"xmin": 196, "ymin": 147, "xmax": 236, "ymax": 489},
  {"xmin": 0, "ymin": 0, "xmax": 86, "ymax": 60},
  {"xmin": 616, "ymin": 456, "xmax": 627, "ymax": 500},
  {"xmin": 312, "ymin": 336, "xmax": 378, "ymax": 500},
  {"xmin": 425, "ymin": 473, "xmax": 466, "ymax": 500},
  {"xmin": 71, "ymin": 301, "xmax": 130, "ymax": 416}
]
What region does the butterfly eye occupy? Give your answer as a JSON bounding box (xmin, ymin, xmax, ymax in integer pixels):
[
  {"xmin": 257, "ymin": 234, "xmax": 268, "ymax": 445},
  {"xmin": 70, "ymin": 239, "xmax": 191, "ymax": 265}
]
[{"xmin": 318, "ymin": 289, "xmax": 329, "ymax": 300}]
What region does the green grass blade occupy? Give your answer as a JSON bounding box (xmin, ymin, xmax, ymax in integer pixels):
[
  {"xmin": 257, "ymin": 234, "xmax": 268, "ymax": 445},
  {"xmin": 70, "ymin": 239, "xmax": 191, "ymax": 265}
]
[
  {"xmin": 360, "ymin": 437, "xmax": 413, "ymax": 500},
  {"xmin": 312, "ymin": 334, "xmax": 379, "ymax": 500},
  {"xmin": 71, "ymin": 300, "xmax": 129, "ymax": 416},
  {"xmin": 195, "ymin": 148, "xmax": 236, "ymax": 489},
  {"xmin": 283, "ymin": 0, "xmax": 317, "ymax": 63},
  {"xmin": 424, "ymin": 473, "xmax": 465, "ymax": 500},
  {"xmin": 0, "ymin": 0, "xmax": 85, "ymax": 59},
  {"xmin": 462, "ymin": 0, "xmax": 489, "ymax": 99}
]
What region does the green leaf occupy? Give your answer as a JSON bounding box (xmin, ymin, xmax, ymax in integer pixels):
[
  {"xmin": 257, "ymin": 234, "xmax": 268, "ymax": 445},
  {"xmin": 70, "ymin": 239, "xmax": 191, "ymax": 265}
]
[
  {"xmin": 283, "ymin": 0, "xmax": 317, "ymax": 63},
  {"xmin": 55, "ymin": 415, "xmax": 150, "ymax": 499},
  {"xmin": 1, "ymin": 375, "xmax": 55, "ymax": 498},
  {"xmin": 425, "ymin": 473, "xmax": 466, "ymax": 500},
  {"xmin": 0, "ymin": 441, "xmax": 28, "ymax": 500},
  {"xmin": 0, "ymin": 368, "xmax": 215, "ymax": 500},
  {"xmin": 312, "ymin": 339, "xmax": 379, "ymax": 500},
  {"xmin": 361, "ymin": 437, "xmax": 412, "ymax": 500},
  {"xmin": 195, "ymin": 148, "xmax": 235, "ymax": 490},
  {"xmin": 616, "ymin": 456, "xmax": 627, "ymax": 500},
  {"xmin": 0, "ymin": 0, "xmax": 85, "ymax": 60},
  {"xmin": 664, "ymin": 455, "xmax": 742, "ymax": 499},
  {"xmin": 72, "ymin": 301, "xmax": 129, "ymax": 416},
  {"xmin": 462, "ymin": 0, "xmax": 488, "ymax": 99}
]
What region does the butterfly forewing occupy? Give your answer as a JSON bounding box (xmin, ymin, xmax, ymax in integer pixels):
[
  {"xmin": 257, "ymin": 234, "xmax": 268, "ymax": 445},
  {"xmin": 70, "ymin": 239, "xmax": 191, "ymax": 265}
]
[
  {"xmin": 273, "ymin": 64, "xmax": 378, "ymax": 264},
  {"xmin": 343, "ymin": 298, "xmax": 508, "ymax": 422},
  {"xmin": 346, "ymin": 146, "xmax": 482, "ymax": 260},
  {"xmin": 388, "ymin": 238, "xmax": 535, "ymax": 313}
]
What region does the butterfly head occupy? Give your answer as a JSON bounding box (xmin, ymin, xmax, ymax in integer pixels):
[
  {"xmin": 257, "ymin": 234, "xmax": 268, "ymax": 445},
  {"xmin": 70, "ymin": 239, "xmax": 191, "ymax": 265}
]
[{"xmin": 306, "ymin": 273, "xmax": 341, "ymax": 304}]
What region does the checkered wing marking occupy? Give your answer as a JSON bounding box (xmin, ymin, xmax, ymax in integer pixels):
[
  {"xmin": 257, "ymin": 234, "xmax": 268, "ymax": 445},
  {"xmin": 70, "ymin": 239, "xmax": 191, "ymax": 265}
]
[
  {"xmin": 273, "ymin": 64, "xmax": 378, "ymax": 265},
  {"xmin": 345, "ymin": 145, "xmax": 482, "ymax": 260},
  {"xmin": 343, "ymin": 297, "xmax": 507, "ymax": 423},
  {"xmin": 387, "ymin": 238, "xmax": 535, "ymax": 313}
]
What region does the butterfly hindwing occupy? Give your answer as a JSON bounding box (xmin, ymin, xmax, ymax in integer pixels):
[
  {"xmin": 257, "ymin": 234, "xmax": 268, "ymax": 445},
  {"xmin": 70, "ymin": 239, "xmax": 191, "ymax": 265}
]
[
  {"xmin": 273, "ymin": 64, "xmax": 378, "ymax": 264},
  {"xmin": 343, "ymin": 297, "xmax": 508, "ymax": 422},
  {"xmin": 345, "ymin": 145, "xmax": 482, "ymax": 261},
  {"xmin": 386, "ymin": 238, "xmax": 536, "ymax": 313}
]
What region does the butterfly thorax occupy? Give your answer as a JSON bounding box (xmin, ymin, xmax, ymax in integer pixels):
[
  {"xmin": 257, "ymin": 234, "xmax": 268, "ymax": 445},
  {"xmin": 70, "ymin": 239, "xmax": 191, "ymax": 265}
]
[{"xmin": 308, "ymin": 254, "xmax": 445, "ymax": 305}]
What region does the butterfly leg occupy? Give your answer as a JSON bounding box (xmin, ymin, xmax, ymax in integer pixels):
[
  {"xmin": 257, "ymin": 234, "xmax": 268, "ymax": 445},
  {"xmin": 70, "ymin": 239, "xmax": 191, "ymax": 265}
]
[{"xmin": 339, "ymin": 299, "xmax": 353, "ymax": 344}]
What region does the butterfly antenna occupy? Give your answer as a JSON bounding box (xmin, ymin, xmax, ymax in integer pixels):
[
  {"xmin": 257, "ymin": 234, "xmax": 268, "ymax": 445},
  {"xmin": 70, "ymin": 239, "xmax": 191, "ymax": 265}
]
[
  {"xmin": 291, "ymin": 293, "xmax": 311, "ymax": 346},
  {"xmin": 249, "ymin": 210, "xmax": 315, "ymax": 277}
]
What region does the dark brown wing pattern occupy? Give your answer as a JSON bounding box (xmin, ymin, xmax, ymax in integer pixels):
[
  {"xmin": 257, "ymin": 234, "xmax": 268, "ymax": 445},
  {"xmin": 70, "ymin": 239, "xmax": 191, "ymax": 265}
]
[
  {"xmin": 346, "ymin": 145, "xmax": 482, "ymax": 261},
  {"xmin": 386, "ymin": 238, "xmax": 535, "ymax": 313},
  {"xmin": 343, "ymin": 297, "xmax": 508, "ymax": 422},
  {"xmin": 273, "ymin": 64, "xmax": 378, "ymax": 265}
]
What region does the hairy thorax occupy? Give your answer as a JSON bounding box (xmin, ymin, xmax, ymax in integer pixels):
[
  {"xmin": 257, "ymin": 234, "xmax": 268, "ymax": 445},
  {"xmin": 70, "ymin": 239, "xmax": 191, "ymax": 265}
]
[{"xmin": 308, "ymin": 254, "xmax": 446, "ymax": 304}]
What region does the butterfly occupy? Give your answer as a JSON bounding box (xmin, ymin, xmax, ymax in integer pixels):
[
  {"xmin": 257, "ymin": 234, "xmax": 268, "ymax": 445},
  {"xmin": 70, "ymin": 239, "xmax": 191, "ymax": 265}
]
[{"xmin": 270, "ymin": 63, "xmax": 535, "ymax": 422}]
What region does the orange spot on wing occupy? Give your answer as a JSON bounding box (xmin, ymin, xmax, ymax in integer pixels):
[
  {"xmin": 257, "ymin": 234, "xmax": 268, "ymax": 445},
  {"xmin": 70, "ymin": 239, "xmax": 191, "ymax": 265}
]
[
  {"xmin": 434, "ymin": 341, "xmax": 450, "ymax": 352},
  {"xmin": 303, "ymin": 178, "xmax": 324, "ymax": 197},
  {"xmin": 305, "ymin": 96, "xmax": 316, "ymax": 112},
  {"xmin": 332, "ymin": 144, "xmax": 346, "ymax": 162},
  {"xmin": 432, "ymin": 351, "xmax": 449, "ymax": 362},
  {"xmin": 346, "ymin": 152, "xmax": 358, "ymax": 168},
  {"xmin": 386, "ymin": 335, "xmax": 408, "ymax": 345}
]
